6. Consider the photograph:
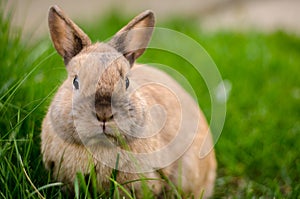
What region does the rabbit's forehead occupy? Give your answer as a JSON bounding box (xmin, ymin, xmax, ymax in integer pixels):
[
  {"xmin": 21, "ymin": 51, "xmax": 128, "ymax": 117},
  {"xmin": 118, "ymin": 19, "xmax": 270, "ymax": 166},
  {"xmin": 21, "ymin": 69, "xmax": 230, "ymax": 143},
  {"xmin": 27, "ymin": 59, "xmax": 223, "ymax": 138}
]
[
  {"xmin": 69, "ymin": 51, "xmax": 129, "ymax": 75},
  {"xmin": 68, "ymin": 43, "xmax": 130, "ymax": 74},
  {"xmin": 67, "ymin": 50, "xmax": 130, "ymax": 93},
  {"xmin": 75, "ymin": 52, "xmax": 123, "ymax": 68}
]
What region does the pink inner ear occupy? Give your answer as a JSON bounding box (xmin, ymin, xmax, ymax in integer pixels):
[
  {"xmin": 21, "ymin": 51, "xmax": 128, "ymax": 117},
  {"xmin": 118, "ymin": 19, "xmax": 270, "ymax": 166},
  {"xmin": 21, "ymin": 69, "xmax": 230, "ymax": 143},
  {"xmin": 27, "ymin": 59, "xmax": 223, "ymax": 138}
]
[
  {"xmin": 124, "ymin": 52, "xmax": 136, "ymax": 66},
  {"xmin": 107, "ymin": 10, "xmax": 154, "ymax": 66},
  {"xmin": 48, "ymin": 5, "xmax": 91, "ymax": 65}
]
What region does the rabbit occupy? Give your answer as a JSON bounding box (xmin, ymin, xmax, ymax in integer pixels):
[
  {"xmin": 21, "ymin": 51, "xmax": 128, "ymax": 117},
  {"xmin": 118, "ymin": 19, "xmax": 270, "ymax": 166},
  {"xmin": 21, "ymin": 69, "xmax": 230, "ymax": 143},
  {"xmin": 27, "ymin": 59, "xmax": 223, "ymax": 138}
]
[{"xmin": 41, "ymin": 5, "xmax": 217, "ymax": 198}]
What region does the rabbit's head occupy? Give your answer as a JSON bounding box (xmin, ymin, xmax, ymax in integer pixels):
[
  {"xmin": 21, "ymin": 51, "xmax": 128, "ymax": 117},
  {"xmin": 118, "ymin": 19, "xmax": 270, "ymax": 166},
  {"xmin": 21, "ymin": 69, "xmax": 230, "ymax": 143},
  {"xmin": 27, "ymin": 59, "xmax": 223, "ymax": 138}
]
[{"xmin": 48, "ymin": 6, "xmax": 155, "ymax": 146}]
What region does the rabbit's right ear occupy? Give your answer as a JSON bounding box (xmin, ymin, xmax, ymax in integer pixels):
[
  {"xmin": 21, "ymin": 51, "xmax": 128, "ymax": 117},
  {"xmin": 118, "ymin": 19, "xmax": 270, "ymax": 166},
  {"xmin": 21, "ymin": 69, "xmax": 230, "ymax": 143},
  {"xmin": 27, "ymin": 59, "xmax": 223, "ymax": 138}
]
[
  {"xmin": 108, "ymin": 10, "xmax": 155, "ymax": 66},
  {"xmin": 48, "ymin": 5, "xmax": 91, "ymax": 65}
]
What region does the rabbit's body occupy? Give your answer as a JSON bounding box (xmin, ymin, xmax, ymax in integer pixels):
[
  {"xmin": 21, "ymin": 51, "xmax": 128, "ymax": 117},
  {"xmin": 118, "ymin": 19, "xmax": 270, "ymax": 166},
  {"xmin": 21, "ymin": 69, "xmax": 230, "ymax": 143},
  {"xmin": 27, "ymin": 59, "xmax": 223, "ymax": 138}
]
[{"xmin": 42, "ymin": 6, "xmax": 216, "ymax": 198}]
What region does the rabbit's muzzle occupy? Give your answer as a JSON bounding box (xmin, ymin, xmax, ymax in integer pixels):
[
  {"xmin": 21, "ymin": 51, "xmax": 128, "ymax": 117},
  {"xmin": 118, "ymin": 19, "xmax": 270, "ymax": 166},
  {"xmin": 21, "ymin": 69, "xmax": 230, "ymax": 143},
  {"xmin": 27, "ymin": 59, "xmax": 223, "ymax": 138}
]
[{"xmin": 95, "ymin": 105, "xmax": 113, "ymax": 123}]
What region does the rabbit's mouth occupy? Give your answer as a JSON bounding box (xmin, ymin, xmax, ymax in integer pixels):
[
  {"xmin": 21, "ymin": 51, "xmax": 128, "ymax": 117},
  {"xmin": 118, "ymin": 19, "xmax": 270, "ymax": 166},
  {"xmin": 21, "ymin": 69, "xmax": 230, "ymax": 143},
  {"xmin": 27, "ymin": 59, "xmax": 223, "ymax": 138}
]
[
  {"xmin": 103, "ymin": 132, "xmax": 118, "ymax": 144},
  {"xmin": 103, "ymin": 132, "xmax": 129, "ymax": 148},
  {"xmin": 102, "ymin": 125, "xmax": 128, "ymax": 147}
]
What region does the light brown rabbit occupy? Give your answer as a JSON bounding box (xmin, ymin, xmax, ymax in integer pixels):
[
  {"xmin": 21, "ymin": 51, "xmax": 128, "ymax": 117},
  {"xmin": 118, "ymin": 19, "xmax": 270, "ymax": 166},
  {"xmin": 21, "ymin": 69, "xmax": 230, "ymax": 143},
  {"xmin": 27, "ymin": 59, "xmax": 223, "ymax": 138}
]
[{"xmin": 41, "ymin": 5, "xmax": 216, "ymax": 198}]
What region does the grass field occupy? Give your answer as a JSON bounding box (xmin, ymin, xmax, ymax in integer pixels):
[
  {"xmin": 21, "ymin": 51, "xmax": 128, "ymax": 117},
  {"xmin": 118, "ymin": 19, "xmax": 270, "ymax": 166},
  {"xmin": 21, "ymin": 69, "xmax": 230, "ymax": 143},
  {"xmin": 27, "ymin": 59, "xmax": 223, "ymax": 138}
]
[{"xmin": 1, "ymin": 3, "xmax": 300, "ymax": 199}]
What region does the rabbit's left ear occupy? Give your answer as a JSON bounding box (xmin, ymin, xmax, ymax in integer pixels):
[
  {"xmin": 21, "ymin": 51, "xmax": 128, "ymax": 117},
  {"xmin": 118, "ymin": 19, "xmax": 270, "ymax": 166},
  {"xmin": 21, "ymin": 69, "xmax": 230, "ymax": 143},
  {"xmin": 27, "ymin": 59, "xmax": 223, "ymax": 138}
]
[
  {"xmin": 48, "ymin": 5, "xmax": 91, "ymax": 65},
  {"xmin": 108, "ymin": 10, "xmax": 155, "ymax": 66}
]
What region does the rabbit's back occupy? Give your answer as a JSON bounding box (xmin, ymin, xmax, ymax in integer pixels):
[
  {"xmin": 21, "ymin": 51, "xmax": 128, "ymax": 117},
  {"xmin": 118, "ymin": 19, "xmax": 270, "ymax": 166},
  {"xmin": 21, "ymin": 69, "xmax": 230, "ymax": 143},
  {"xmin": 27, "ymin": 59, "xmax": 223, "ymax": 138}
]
[{"xmin": 130, "ymin": 64, "xmax": 217, "ymax": 197}]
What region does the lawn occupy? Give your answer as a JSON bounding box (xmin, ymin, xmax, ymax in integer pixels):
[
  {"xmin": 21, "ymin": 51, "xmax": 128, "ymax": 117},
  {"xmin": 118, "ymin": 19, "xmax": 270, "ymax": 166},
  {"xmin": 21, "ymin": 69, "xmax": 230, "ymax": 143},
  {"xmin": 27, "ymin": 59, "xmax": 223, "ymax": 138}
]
[{"xmin": 1, "ymin": 3, "xmax": 300, "ymax": 199}]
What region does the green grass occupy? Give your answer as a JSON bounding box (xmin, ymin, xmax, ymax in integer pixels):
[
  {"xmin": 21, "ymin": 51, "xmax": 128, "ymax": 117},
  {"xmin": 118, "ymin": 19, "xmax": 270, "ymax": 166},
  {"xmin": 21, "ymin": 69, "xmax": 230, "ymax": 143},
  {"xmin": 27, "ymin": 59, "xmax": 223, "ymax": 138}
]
[{"xmin": 1, "ymin": 3, "xmax": 300, "ymax": 199}]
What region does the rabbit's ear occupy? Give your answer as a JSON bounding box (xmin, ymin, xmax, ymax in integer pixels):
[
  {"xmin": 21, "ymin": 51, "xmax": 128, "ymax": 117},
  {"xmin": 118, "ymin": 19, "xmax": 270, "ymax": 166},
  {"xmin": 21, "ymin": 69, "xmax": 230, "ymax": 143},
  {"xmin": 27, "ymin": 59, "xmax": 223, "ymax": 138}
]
[
  {"xmin": 48, "ymin": 5, "xmax": 91, "ymax": 65},
  {"xmin": 108, "ymin": 10, "xmax": 155, "ymax": 66}
]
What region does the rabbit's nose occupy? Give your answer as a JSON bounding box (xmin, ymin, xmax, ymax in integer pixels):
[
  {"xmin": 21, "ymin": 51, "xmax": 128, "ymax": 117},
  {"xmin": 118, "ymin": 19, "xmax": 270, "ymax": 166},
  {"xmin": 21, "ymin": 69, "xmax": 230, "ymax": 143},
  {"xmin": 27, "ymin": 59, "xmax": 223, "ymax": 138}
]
[{"xmin": 96, "ymin": 109, "xmax": 114, "ymax": 123}]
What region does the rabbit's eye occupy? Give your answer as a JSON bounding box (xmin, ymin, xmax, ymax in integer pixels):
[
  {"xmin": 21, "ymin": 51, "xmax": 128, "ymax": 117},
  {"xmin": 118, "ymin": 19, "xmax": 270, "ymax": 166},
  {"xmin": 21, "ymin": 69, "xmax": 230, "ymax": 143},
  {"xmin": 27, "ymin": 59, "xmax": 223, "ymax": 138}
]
[
  {"xmin": 73, "ymin": 75, "xmax": 79, "ymax": 90},
  {"xmin": 125, "ymin": 77, "xmax": 130, "ymax": 89}
]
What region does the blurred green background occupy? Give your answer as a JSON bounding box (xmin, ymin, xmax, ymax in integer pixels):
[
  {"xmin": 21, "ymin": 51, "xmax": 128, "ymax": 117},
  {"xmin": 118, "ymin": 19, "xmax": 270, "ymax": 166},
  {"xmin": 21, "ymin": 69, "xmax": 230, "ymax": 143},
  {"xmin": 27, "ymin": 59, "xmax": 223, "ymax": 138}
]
[{"xmin": 1, "ymin": 0, "xmax": 300, "ymax": 198}]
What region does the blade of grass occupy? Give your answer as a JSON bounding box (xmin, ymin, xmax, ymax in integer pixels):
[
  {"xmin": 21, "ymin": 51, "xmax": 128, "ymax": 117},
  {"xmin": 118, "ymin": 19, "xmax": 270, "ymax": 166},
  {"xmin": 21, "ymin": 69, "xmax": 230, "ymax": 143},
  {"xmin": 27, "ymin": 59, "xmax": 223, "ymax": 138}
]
[
  {"xmin": 109, "ymin": 177, "xmax": 133, "ymax": 199},
  {"xmin": 121, "ymin": 177, "xmax": 163, "ymax": 186},
  {"xmin": 4, "ymin": 85, "xmax": 58, "ymax": 138},
  {"xmin": 74, "ymin": 174, "xmax": 80, "ymax": 199},
  {"xmin": 0, "ymin": 51, "xmax": 55, "ymax": 105},
  {"xmin": 109, "ymin": 153, "xmax": 120, "ymax": 198},
  {"xmin": 157, "ymin": 169, "xmax": 182, "ymax": 199},
  {"xmin": 13, "ymin": 139, "xmax": 45, "ymax": 199},
  {"xmin": 29, "ymin": 182, "xmax": 64, "ymax": 198}
]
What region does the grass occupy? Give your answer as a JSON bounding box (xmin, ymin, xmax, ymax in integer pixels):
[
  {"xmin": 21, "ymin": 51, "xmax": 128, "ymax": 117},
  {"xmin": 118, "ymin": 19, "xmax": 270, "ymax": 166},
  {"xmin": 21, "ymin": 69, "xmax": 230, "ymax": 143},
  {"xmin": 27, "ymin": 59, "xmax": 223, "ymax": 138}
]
[{"xmin": 1, "ymin": 2, "xmax": 300, "ymax": 198}]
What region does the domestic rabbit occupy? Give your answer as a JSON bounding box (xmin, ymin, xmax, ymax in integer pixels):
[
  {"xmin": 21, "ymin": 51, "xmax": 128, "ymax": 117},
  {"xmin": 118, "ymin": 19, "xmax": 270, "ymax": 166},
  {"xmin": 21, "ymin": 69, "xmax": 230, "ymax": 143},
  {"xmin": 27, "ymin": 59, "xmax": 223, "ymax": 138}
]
[{"xmin": 41, "ymin": 5, "xmax": 216, "ymax": 198}]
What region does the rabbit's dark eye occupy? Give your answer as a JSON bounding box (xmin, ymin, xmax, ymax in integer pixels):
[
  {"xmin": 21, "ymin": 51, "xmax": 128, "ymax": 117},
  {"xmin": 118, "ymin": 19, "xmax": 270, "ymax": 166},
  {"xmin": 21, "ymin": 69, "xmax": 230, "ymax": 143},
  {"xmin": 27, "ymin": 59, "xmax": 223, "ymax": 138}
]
[
  {"xmin": 73, "ymin": 75, "xmax": 79, "ymax": 89},
  {"xmin": 125, "ymin": 77, "xmax": 129, "ymax": 89}
]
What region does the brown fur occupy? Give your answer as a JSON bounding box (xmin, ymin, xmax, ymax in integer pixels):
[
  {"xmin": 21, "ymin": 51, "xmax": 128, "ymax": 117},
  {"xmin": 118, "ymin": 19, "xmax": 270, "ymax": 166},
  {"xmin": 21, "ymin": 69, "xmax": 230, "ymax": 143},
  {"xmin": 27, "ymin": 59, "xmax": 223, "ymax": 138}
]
[{"xmin": 42, "ymin": 5, "xmax": 216, "ymax": 198}]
